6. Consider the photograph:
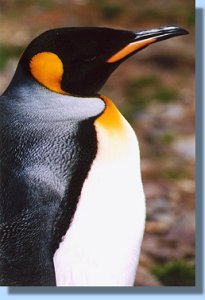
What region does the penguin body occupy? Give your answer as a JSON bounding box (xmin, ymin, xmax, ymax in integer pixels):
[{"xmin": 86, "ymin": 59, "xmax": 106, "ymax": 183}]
[{"xmin": 0, "ymin": 26, "xmax": 188, "ymax": 286}]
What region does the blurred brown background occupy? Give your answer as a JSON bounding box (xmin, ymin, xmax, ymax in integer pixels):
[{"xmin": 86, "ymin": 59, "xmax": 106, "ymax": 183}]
[{"xmin": 0, "ymin": 0, "xmax": 195, "ymax": 286}]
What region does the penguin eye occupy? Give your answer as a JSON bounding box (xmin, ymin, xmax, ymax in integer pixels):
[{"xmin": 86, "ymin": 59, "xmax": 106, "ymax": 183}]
[{"xmin": 82, "ymin": 56, "xmax": 97, "ymax": 63}]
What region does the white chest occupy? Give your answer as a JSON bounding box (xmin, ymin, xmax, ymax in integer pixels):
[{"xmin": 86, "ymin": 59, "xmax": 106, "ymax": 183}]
[{"xmin": 53, "ymin": 99, "xmax": 145, "ymax": 286}]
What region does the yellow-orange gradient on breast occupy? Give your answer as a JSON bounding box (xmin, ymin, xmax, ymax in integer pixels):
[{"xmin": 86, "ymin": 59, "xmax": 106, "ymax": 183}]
[
  {"xmin": 94, "ymin": 95, "xmax": 130, "ymax": 161},
  {"xmin": 95, "ymin": 95, "xmax": 126, "ymax": 133}
]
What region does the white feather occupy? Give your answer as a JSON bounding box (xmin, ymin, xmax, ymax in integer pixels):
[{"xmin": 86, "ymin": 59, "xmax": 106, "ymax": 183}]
[{"xmin": 54, "ymin": 109, "xmax": 145, "ymax": 286}]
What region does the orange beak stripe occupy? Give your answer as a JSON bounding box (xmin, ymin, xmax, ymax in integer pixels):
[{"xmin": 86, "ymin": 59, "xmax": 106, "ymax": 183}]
[{"xmin": 107, "ymin": 37, "xmax": 157, "ymax": 63}]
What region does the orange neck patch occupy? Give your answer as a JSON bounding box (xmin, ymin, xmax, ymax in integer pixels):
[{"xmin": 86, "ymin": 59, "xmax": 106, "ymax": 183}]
[
  {"xmin": 30, "ymin": 52, "xmax": 66, "ymax": 94},
  {"xmin": 94, "ymin": 96, "xmax": 131, "ymax": 161},
  {"xmin": 95, "ymin": 95, "xmax": 125, "ymax": 133}
]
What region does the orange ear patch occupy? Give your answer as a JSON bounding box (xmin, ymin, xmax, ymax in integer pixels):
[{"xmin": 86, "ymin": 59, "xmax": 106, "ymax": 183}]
[
  {"xmin": 30, "ymin": 52, "xmax": 66, "ymax": 94},
  {"xmin": 107, "ymin": 38, "xmax": 156, "ymax": 63}
]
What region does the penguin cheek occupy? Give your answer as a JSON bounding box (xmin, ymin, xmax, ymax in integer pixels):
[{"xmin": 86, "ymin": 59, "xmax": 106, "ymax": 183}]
[
  {"xmin": 61, "ymin": 62, "xmax": 115, "ymax": 96},
  {"xmin": 60, "ymin": 64, "xmax": 97, "ymax": 96}
]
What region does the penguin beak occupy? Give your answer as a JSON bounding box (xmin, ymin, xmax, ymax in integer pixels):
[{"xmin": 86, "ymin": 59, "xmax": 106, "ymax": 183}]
[{"xmin": 107, "ymin": 26, "xmax": 189, "ymax": 63}]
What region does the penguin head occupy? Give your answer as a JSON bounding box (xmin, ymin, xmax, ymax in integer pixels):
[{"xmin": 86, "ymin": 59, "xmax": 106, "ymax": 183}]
[{"xmin": 17, "ymin": 26, "xmax": 188, "ymax": 97}]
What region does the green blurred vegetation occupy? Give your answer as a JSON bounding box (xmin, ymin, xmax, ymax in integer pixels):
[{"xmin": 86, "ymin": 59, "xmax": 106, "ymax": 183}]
[
  {"xmin": 159, "ymin": 132, "xmax": 176, "ymax": 145},
  {"xmin": 162, "ymin": 168, "xmax": 188, "ymax": 181},
  {"xmin": 89, "ymin": 0, "xmax": 126, "ymax": 19},
  {"xmin": 0, "ymin": 45, "xmax": 24, "ymax": 70},
  {"xmin": 123, "ymin": 76, "xmax": 178, "ymax": 121},
  {"xmin": 152, "ymin": 260, "xmax": 195, "ymax": 286}
]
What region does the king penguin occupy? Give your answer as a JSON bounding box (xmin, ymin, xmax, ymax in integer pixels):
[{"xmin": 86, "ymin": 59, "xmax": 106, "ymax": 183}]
[{"xmin": 0, "ymin": 26, "xmax": 188, "ymax": 286}]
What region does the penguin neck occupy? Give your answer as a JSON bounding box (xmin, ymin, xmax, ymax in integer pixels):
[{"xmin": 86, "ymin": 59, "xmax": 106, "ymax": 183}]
[
  {"xmin": 4, "ymin": 65, "xmax": 63, "ymax": 101},
  {"xmin": 3, "ymin": 64, "xmax": 32, "ymax": 95},
  {"xmin": 96, "ymin": 95, "xmax": 126, "ymax": 133},
  {"xmin": 3, "ymin": 66, "xmax": 106, "ymax": 121},
  {"xmin": 94, "ymin": 95, "xmax": 130, "ymax": 161}
]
